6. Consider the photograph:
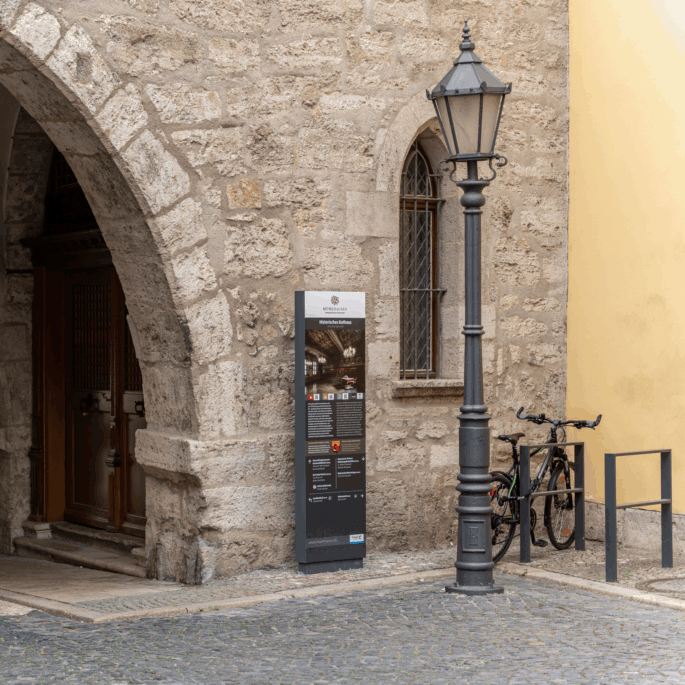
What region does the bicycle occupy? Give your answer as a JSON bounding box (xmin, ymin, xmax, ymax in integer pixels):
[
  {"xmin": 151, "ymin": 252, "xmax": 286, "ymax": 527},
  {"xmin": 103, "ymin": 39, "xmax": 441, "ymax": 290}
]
[{"xmin": 490, "ymin": 406, "xmax": 602, "ymax": 563}]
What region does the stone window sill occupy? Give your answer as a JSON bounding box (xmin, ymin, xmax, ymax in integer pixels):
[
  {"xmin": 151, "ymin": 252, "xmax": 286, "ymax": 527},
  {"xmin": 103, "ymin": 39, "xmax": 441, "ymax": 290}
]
[{"xmin": 390, "ymin": 379, "xmax": 464, "ymax": 399}]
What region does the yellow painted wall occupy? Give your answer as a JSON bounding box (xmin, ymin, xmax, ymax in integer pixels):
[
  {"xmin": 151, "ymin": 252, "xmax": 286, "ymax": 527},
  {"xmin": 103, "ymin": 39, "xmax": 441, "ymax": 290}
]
[{"xmin": 568, "ymin": 0, "xmax": 685, "ymax": 511}]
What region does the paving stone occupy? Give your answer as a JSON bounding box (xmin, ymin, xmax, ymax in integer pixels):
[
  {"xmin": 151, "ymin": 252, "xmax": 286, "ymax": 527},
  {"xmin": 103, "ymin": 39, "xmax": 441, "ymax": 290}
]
[{"xmin": 2, "ymin": 573, "xmax": 685, "ymax": 683}]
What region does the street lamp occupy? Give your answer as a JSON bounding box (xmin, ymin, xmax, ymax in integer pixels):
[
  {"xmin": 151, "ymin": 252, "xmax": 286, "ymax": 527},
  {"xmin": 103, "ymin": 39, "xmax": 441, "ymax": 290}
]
[{"xmin": 427, "ymin": 21, "xmax": 511, "ymax": 595}]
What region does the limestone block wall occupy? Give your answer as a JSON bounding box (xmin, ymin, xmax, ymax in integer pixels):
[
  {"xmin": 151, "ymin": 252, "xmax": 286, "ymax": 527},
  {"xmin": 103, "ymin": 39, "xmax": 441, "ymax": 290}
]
[{"xmin": 0, "ymin": 0, "xmax": 569, "ymax": 582}]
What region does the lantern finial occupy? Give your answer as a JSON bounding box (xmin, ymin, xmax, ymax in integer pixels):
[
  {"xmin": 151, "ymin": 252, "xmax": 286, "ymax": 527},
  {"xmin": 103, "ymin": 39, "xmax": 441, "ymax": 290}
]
[{"xmin": 460, "ymin": 21, "xmax": 475, "ymax": 52}]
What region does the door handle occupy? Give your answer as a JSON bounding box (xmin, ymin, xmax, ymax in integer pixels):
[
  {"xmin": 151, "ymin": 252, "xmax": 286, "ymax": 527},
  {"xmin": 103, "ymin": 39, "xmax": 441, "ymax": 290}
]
[
  {"xmin": 135, "ymin": 400, "xmax": 145, "ymax": 418},
  {"xmin": 79, "ymin": 394, "xmax": 99, "ymax": 415}
]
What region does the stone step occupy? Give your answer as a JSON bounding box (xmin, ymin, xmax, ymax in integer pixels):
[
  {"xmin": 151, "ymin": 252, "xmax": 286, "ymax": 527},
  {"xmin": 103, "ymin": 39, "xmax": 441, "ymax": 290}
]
[
  {"xmin": 50, "ymin": 521, "xmax": 143, "ymax": 557},
  {"xmin": 13, "ymin": 537, "xmax": 147, "ymax": 579}
]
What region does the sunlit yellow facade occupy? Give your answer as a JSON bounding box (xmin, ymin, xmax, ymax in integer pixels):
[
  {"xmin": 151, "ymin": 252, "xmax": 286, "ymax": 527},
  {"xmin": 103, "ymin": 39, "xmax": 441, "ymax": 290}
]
[{"xmin": 568, "ymin": 0, "xmax": 685, "ymax": 512}]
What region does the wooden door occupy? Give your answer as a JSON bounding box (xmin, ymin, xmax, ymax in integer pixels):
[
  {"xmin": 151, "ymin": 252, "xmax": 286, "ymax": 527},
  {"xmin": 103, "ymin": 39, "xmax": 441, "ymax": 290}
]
[{"xmin": 63, "ymin": 267, "xmax": 146, "ymax": 536}]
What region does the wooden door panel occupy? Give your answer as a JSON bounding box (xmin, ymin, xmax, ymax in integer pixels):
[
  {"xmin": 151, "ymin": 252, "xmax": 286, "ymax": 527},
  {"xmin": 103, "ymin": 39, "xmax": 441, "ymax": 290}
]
[
  {"xmin": 64, "ymin": 271, "xmax": 112, "ymax": 530},
  {"xmin": 126, "ymin": 414, "xmax": 146, "ymax": 519},
  {"xmin": 68, "ymin": 402, "xmax": 110, "ymax": 525}
]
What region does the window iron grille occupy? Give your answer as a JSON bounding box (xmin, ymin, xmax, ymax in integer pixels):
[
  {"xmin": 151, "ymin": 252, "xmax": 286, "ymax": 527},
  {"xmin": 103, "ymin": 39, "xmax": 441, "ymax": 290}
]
[{"xmin": 400, "ymin": 142, "xmax": 445, "ymax": 379}]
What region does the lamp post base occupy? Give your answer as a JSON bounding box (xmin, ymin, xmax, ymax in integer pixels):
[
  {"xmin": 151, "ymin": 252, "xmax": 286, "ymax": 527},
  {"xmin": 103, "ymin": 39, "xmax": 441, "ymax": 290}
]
[{"xmin": 445, "ymin": 583, "xmax": 504, "ymax": 596}]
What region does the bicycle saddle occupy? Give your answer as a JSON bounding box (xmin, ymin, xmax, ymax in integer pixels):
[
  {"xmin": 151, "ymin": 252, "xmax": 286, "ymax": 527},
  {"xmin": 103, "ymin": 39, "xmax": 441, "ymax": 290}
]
[{"xmin": 497, "ymin": 432, "xmax": 525, "ymax": 445}]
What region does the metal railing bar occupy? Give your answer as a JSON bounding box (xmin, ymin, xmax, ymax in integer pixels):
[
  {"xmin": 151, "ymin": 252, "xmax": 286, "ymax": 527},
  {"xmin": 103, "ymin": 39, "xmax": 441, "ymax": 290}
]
[
  {"xmin": 608, "ymin": 450, "xmax": 671, "ymax": 457},
  {"xmin": 615, "ymin": 498, "xmax": 671, "ymax": 510},
  {"xmin": 526, "ymin": 488, "xmax": 584, "ymax": 500},
  {"xmin": 523, "ymin": 441, "xmax": 585, "ymax": 449}
]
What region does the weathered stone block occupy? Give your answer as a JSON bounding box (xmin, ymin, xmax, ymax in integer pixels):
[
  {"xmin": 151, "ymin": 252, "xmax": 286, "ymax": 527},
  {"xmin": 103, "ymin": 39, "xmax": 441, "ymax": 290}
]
[
  {"xmin": 152, "ymin": 198, "xmax": 207, "ymax": 256},
  {"xmin": 225, "ymin": 218, "xmax": 292, "ymax": 279},
  {"xmin": 258, "ymin": 389, "xmax": 294, "ymax": 431},
  {"xmin": 189, "ymin": 439, "xmax": 266, "ymax": 488},
  {"xmin": 493, "ymin": 237, "xmax": 541, "ymax": 287},
  {"xmin": 10, "ymin": 4, "xmax": 61, "ymax": 60},
  {"xmin": 346, "ymin": 191, "xmax": 398, "ymax": 238},
  {"xmin": 170, "ymin": 0, "xmax": 271, "ymax": 32},
  {"xmin": 430, "ymin": 443, "xmax": 458, "ymax": 469},
  {"xmin": 226, "ymin": 179, "xmax": 261, "ymax": 209},
  {"xmin": 266, "ymin": 37, "xmax": 341, "ymax": 70},
  {"xmin": 184, "ymin": 291, "xmax": 232, "ymax": 364},
  {"xmin": 346, "ymin": 30, "xmax": 394, "ymax": 70},
  {"xmin": 298, "ymin": 121, "xmax": 373, "ymax": 172},
  {"xmin": 0, "ymin": 0, "xmax": 22, "ymax": 27},
  {"xmin": 46, "ymin": 26, "xmax": 120, "ymax": 114},
  {"xmin": 169, "ymin": 246, "xmax": 217, "ymax": 303},
  {"xmin": 196, "ymin": 361, "xmax": 247, "ymax": 439},
  {"xmin": 247, "ymin": 125, "xmax": 296, "ymax": 174},
  {"xmin": 171, "ymin": 128, "xmax": 245, "ymax": 176},
  {"xmin": 366, "ymin": 479, "xmax": 408, "ymax": 547},
  {"xmin": 368, "ymin": 340, "xmax": 399, "ymax": 379},
  {"xmin": 98, "ymin": 15, "xmax": 202, "ymax": 76},
  {"xmin": 96, "ymin": 84, "xmax": 148, "ymax": 150},
  {"xmin": 201, "ymin": 485, "xmax": 294, "ymax": 532},
  {"xmin": 268, "ymin": 433, "xmax": 295, "ymax": 484},
  {"xmin": 374, "ymin": 0, "xmax": 429, "ymax": 27},
  {"xmin": 208, "ymin": 37, "xmax": 260, "ymax": 72},
  {"xmin": 126, "ymin": 302, "xmax": 190, "ymax": 364},
  {"xmin": 277, "ymin": 0, "xmax": 363, "ymax": 28},
  {"xmin": 225, "ymin": 75, "xmax": 339, "ymax": 119},
  {"xmin": 379, "ymin": 242, "xmax": 399, "ymax": 297},
  {"xmin": 500, "ymin": 316, "xmax": 548, "ymax": 338},
  {"xmin": 416, "ymin": 421, "xmax": 449, "ymax": 440},
  {"xmin": 147, "ymin": 84, "xmax": 221, "ymax": 124},
  {"xmin": 376, "ymin": 443, "xmax": 425, "ymax": 472},
  {"xmin": 373, "ymin": 298, "xmax": 399, "ymax": 339},
  {"xmin": 526, "ymin": 342, "xmax": 563, "ymax": 367},
  {"xmin": 400, "ymin": 30, "xmax": 448, "ymax": 60},
  {"xmin": 123, "ymin": 131, "xmax": 190, "ymax": 215},
  {"xmin": 304, "ymin": 242, "xmax": 373, "ymax": 289}
]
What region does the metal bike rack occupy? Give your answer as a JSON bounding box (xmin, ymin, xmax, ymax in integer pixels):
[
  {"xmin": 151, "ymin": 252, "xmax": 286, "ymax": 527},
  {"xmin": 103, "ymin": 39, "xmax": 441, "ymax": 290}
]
[
  {"xmin": 605, "ymin": 450, "xmax": 672, "ymax": 583},
  {"xmin": 519, "ymin": 442, "xmax": 586, "ymax": 563}
]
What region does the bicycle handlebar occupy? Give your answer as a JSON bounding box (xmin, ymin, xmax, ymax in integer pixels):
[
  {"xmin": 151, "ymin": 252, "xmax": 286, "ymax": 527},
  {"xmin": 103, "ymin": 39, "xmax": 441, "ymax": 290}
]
[{"xmin": 516, "ymin": 406, "xmax": 602, "ymax": 430}]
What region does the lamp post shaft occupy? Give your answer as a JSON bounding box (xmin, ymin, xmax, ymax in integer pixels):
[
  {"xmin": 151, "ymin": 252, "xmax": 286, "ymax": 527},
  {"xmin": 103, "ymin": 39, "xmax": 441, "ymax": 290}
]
[{"xmin": 447, "ymin": 160, "xmax": 503, "ymax": 595}]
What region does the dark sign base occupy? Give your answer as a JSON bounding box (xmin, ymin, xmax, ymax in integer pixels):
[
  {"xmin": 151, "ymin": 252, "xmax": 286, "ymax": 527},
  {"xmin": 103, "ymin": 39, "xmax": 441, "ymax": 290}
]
[{"xmin": 298, "ymin": 559, "xmax": 363, "ymax": 575}]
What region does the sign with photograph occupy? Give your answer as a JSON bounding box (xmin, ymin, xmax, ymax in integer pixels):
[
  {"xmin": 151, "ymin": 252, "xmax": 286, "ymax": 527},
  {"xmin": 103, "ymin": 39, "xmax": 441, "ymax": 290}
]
[{"xmin": 295, "ymin": 291, "xmax": 366, "ymax": 574}]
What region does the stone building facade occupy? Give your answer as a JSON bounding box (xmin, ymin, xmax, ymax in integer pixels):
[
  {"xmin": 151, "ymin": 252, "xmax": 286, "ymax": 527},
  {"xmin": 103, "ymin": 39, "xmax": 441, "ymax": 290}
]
[{"xmin": 0, "ymin": 0, "xmax": 569, "ymax": 582}]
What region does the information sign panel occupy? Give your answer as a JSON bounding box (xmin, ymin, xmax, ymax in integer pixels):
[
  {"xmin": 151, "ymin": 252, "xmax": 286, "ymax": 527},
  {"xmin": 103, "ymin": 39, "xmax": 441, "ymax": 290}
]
[{"xmin": 295, "ymin": 291, "xmax": 366, "ymax": 574}]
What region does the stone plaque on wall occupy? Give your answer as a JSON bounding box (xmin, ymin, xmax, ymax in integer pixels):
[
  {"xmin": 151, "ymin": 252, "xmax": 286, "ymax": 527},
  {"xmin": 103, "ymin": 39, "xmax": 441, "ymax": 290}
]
[{"xmin": 295, "ymin": 291, "xmax": 366, "ymax": 574}]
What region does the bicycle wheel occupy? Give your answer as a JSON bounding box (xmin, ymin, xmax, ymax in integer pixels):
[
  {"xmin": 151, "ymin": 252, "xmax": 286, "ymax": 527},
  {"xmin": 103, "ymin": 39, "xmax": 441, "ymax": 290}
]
[
  {"xmin": 544, "ymin": 461, "xmax": 576, "ymax": 549},
  {"xmin": 489, "ymin": 472, "xmax": 516, "ymax": 562}
]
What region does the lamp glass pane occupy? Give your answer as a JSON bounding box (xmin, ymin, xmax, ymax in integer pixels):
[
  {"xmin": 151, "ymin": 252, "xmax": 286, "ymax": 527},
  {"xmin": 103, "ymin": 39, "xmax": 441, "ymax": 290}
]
[
  {"xmin": 480, "ymin": 93, "xmax": 503, "ymax": 153},
  {"xmin": 434, "ymin": 97, "xmax": 455, "ymax": 155},
  {"xmin": 447, "ymin": 94, "xmax": 481, "ymax": 155}
]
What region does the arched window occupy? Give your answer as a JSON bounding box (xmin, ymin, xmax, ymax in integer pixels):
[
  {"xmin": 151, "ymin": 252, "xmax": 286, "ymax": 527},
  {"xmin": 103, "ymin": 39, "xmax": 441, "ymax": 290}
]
[{"xmin": 400, "ymin": 141, "xmax": 443, "ymax": 378}]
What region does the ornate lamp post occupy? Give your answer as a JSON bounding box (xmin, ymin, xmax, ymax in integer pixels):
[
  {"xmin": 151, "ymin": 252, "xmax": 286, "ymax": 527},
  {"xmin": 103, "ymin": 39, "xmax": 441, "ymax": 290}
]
[{"xmin": 427, "ymin": 21, "xmax": 511, "ymax": 595}]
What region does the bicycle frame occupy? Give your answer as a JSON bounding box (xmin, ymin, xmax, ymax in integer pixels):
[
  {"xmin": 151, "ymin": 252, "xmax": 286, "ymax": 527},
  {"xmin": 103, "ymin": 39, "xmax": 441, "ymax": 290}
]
[{"xmin": 502, "ymin": 436, "xmax": 566, "ymax": 507}]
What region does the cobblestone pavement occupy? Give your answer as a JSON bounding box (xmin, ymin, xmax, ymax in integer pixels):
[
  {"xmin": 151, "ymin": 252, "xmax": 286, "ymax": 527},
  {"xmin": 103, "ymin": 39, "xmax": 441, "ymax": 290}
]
[
  {"xmin": 3, "ymin": 572, "xmax": 685, "ymax": 684},
  {"xmin": 70, "ymin": 549, "xmax": 456, "ymax": 616},
  {"xmin": 500, "ymin": 537, "xmax": 685, "ymax": 597}
]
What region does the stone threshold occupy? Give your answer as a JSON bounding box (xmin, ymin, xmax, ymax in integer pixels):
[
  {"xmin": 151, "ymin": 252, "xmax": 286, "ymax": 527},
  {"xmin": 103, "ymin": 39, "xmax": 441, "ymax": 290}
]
[
  {"xmin": 14, "ymin": 536, "xmax": 146, "ymax": 579},
  {"xmin": 0, "ymin": 567, "xmax": 455, "ymax": 623}
]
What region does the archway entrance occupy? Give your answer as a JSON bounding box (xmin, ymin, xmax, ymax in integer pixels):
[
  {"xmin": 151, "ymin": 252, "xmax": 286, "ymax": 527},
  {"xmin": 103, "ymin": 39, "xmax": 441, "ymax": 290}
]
[{"xmin": 26, "ymin": 146, "xmax": 147, "ymax": 537}]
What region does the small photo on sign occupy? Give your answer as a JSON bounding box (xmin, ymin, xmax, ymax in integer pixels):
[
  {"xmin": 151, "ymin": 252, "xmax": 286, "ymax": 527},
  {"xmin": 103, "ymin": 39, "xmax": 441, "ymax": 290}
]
[
  {"xmin": 328, "ymin": 393, "xmax": 335, "ymax": 400},
  {"xmin": 304, "ymin": 329, "xmax": 365, "ymax": 396}
]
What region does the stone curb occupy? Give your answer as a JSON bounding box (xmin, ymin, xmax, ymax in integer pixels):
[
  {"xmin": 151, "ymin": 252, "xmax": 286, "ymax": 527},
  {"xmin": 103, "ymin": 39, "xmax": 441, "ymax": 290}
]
[
  {"xmin": 0, "ymin": 567, "xmax": 456, "ymax": 623},
  {"xmin": 499, "ymin": 562, "xmax": 685, "ymax": 612}
]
